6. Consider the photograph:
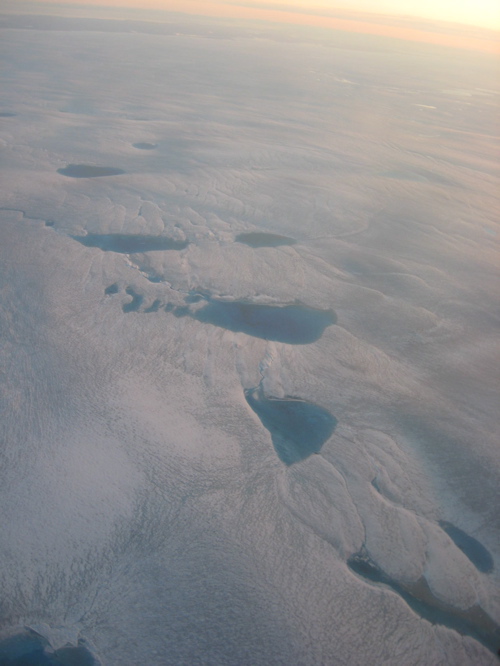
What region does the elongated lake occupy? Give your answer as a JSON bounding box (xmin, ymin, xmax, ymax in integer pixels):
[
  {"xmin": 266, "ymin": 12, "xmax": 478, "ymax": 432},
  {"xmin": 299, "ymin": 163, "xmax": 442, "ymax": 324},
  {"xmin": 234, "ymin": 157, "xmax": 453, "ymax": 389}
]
[
  {"xmin": 132, "ymin": 142, "xmax": 158, "ymax": 150},
  {"xmin": 439, "ymin": 521, "xmax": 494, "ymax": 574},
  {"xmin": 348, "ymin": 550, "xmax": 500, "ymax": 657},
  {"xmin": 72, "ymin": 233, "xmax": 188, "ymax": 253},
  {"xmin": 235, "ymin": 232, "xmax": 296, "ymax": 248},
  {"xmin": 180, "ymin": 296, "xmax": 336, "ymax": 344},
  {"xmin": 57, "ymin": 164, "xmax": 125, "ymax": 178}
]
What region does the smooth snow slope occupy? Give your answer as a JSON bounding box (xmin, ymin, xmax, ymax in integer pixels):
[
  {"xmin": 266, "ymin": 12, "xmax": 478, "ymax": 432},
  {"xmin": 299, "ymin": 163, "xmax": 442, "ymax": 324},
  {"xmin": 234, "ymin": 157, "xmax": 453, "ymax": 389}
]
[{"xmin": 0, "ymin": 8, "xmax": 499, "ymax": 665}]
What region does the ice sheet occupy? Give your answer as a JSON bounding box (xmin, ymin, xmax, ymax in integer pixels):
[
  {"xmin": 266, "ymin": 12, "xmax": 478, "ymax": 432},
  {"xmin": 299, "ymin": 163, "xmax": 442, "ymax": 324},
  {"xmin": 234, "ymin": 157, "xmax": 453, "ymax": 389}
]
[{"xmin": 1, "ymin": 7, "xmax": 499, "ymax": 664}]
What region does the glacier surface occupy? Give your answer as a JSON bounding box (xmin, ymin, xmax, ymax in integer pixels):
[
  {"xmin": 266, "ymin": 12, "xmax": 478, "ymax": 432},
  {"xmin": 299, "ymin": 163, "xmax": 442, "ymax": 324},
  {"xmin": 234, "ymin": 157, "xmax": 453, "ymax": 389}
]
[{"xmin": 1, "ymin": 6, "xmax": 499, "ymax": 664}]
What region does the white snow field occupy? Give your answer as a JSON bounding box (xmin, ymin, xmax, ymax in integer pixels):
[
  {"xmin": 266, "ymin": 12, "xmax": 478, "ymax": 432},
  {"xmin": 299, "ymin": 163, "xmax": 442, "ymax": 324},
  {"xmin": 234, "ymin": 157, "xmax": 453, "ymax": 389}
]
[{"xmin": 0, "ymin": 6, "xmax": 499, "ymax": 665}]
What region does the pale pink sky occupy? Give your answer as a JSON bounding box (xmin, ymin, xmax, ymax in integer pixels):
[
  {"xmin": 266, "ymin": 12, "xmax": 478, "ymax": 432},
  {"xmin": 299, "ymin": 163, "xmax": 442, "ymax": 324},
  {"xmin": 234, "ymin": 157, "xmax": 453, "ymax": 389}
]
[{"xmin": 27, "ymin": 0, "xmax": 500, "ymax": 52}]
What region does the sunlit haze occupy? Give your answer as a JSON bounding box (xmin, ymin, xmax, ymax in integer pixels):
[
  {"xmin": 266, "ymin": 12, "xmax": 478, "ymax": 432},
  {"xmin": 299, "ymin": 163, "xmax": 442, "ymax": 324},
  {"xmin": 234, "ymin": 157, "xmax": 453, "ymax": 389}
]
[{"xmin": 26, "ymin": 0, "xmax": 500, "ymax": 29}]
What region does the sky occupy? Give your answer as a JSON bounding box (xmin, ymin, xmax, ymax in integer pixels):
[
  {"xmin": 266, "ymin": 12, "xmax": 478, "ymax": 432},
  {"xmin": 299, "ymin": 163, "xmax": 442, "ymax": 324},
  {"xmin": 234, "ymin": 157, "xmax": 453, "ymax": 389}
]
[
  {"xmin": 22, "ymin": 0, "xmax": 500, "ymax": 53},
  {"xmin": 26, "ymin": 0, "xmax": 500, "ymax": 30}
]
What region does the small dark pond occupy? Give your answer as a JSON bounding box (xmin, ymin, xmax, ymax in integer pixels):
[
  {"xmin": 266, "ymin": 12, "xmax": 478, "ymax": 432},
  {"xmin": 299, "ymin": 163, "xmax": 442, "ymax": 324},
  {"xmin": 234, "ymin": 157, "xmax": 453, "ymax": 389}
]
[
  {"xmin": 245, "ymin": 385, "xmax": 337, "ymax": 465},
  {"xmin": 0, "ymin": 112, "xmax": 17, "ymax": 118},
  {"xmin": 235, "ymin": 232, "xmax": 297, "ymax": 248},
  {"xmin": 72, "ymin": 233, "xmax": 188, "ymax": 253},
  {"xmin": 122, "ymin": 286, "xmax": 143, "ymax": 313},
  {"xmin": 132, "ymin": 142, "xmax": 158, "ymax": 150},
  {"xmin": 104, "ymin": 283, "xmax": 119, "ymax": 295},
  {"xmin": 144, "ymin": 298, "xmax": 162, "ymax": 313},
  {"xmin": 176, "ymin": 295, "xmax": 336, "ymax": 344},
  {"xmin": 439, "ymin": 521, "xmax": 494, "ymax": 574},
  {"xmin": 0, "ymin": 632, "xmax": 99, "ymax": 666},
  {"xmin": 348, "ymin": 550, "xmax": 500, "ymax": 657},
  {"xmin": 57, "ymin": 164, "xmax": 125, "ymax": 178}
]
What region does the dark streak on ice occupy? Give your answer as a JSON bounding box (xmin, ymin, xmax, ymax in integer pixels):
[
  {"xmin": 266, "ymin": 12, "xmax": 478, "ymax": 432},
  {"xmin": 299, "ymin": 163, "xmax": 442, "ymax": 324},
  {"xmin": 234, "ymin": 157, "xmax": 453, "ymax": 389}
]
[
  {"xmin": 57, "ymin": 164, "xmax": 126, "ymax": 178},
  {"xmin": 0, "ymin": 631, "xmax": 100, "ymax": 665},
  {"xmin": 381, "ymin": 168, "xmax": 452, "ymax": 186},
  {"xmin": 347, "ymin": 550, "xmax": 500, "ymax": 657},
  {"xmin": 235, "ymin": 232, "xmax": 297, "ymax": 248},
  {"xmin": 0, "ymin": 112, "xmax": 17, "ymax": 117},
  {"xmin": 72, "ymin": 233, "xmax": 188, "ymax": 253},
  {"xmin": 439, "ymin": 521, "xmax": 494, "ymax": 574},
  {"xmin": 245, "ymin": 384, "xmax": 337, "ymax": 465}
]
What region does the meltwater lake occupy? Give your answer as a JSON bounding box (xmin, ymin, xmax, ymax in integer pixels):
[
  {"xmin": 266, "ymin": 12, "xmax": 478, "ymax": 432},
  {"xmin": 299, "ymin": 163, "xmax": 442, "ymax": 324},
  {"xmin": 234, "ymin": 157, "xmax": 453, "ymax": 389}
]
[
  {"xmin": 0, "ymin": 632, "xmax": 98, "ymax": 666},
  {"xmin": 132, "ymin": 142, "xmax": 158, "ymax": 150},
  {"xmin": 72, "ymin": 233, "xmax": 189, "ymax": 253},
  {"xmin": 235, "ymin": 232, "xmax": 297, "ymax": 248},
  {"xmin": 245, "ymin": 385, "xmax": 337, "ymax": 465},
  {"xmin": 439, "ymin": 521, "xmax": 494, "ymax": 574},
  {"xmin": 177, "ymin": 296, "xmax": 336, "ymax": 344},
  {"xmin": 57, "ymin": 164, "xmax": 125, "ymax": 178},
  {"xmin": 348, "ymin": 550, "xmax": 500, "ymax": 657}
]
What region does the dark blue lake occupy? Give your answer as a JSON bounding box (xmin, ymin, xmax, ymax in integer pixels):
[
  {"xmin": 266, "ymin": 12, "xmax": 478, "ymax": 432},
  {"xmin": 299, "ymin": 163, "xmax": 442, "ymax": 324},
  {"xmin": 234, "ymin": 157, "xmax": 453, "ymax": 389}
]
[
  {"xmin": 57, "ymin": 164, "xmax": 125, "ymax": 178},
  {"xmin": 181, "ymin": 297, "xmax": 336, "ymax": 344},
  {"xmin": 235, "ymin": 232, "xmax": 296, "ymax": 248},
  {"xmin": 245, "ymin": 385, "xmax": 337, "ymax": 465},
  {"xmin": 72, "ymin": 233, "xmax": 188, "ymax": 253},
  {"xmin": 439, "ymin": 521, "xmax": 494, "ymax": 574},
  {"xmin": 0, "ymin": 632, "xmax": 98, "ymax": 666}
]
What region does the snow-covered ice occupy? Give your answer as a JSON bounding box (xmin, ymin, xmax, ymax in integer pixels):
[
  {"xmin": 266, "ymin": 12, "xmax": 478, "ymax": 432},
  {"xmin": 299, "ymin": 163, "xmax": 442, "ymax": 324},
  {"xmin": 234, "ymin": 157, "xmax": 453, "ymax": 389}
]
[{"xmin": 1, "ymin": 5, "xmax": 499, "ymax": 664}]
